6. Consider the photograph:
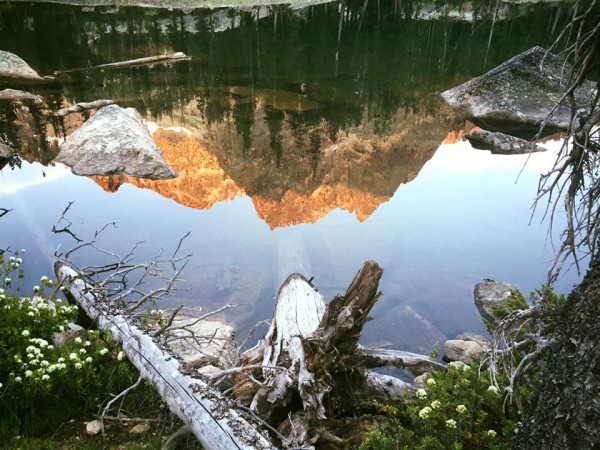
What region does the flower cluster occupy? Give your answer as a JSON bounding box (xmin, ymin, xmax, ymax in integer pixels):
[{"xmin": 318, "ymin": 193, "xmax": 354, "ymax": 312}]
[
  {"xmin": 362, "ymin": 363, "xmax": 517, "ymax": 450},
  {"xmin": 0, "ymin": 251, "xmax": 139, "ymax": 439}
]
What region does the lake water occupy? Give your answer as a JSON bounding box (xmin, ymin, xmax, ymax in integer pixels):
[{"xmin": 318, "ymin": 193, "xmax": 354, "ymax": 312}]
[{"xmin": 0, "ymin": 0, "xmax": 582, "ymax": 353}]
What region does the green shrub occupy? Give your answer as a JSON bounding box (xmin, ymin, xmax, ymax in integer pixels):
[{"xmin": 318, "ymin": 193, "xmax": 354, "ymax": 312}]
[
  {"xmin": 360, "ymin": 364, "xmax": 518, "ymax": 450},
  {"xmin": 0, "ymin": 251, "xmax": 139, "ymax": 439}
]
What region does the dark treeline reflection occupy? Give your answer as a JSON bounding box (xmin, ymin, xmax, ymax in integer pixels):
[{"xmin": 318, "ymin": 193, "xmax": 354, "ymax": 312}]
[{"xmin": 0, "ymin": 1, "xmax": 570, "ymax": 135}]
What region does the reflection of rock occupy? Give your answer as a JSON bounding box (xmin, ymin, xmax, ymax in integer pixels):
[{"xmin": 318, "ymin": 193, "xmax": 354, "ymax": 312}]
[
  {"xmin": 442, "ymin": 46, "xmax": 595, "ymax": 137},
  {"xmin": 465, "ymin": 129, "xmax": 545, "ymax": 154},
  {"xmin": 0, "ymin": 100, "xmax": 58, "ymax": 165},
  {"xmin": 56, "ymin": 105, "xmax": 177, "ymax": 179},
  {"xmin": 91, "ymin": 129, "xmax": 244, "ymax": 208},
  {"xmin": 0, "ymin": 50, "xmax": 43, "ymax": 80},
  {"xmin": 0, "ymin": 137, "xmax": 12, "ymax": 159}
]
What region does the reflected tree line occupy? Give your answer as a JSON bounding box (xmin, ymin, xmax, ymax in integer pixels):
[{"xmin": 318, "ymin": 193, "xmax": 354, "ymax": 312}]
[{"xmin": 0, "ymin": 0, "xmax": 572, "ymax": 170}]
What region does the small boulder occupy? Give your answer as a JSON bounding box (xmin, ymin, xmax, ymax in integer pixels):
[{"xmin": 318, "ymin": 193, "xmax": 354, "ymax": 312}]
[
  {"xmin": 443, "ymin": 339, "xmax": 486, "ymax": 365},
  {"xmin": 0, "ymin": 89, "xmax": 44, "ymax": 103},
  {"xmin": 53, "ymin": 323, "xmax": 87, "ymax": 347},
  {"xmin": 85, "ymin": 419, "xmax": 103, "ymax": 435},
  {"xmin": 55, "ymin": 105, "xmax": 177, "ymax": 180},
  {"xmin": 442, "ymin": 46, "xmax": 595, "ymax": 137},
  {"xmin": 166, "ymin": 315, "xmax": 238, "ymax": 370},
  {"xmin": 474, "ymin": 280, "xmax": 528, "ymax": 326},
  {"xmin": 456, "ymin": 333, "xmax": 491, "ymax": 351},
  {"xmin": 129, "ymin": 422, "xmax": 151, "ymax": 434},
  {"xmin": 0, "ymin": 50, "xmax": 43, "ymax": 80},
  {"xmin": 465, "ymin": 129, "xmax": 546, "ymax": 154}
]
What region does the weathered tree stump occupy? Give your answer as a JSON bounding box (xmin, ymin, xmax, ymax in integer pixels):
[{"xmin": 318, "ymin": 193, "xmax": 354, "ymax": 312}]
[{"xmin": 234, "ymin": 261, "xmax": 444, "ymax": 448}]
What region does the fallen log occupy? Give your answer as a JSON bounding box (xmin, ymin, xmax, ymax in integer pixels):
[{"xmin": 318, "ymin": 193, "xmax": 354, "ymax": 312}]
[
  {"xmin": 54, "ymin": 52, "xmax": 191, "ymax": 75},
  {"xmin": 234, "ymin": 261, "xmax": 445, "ymax": 448},
  {"xmin": 54, "ymin": 261, "xmax": 276, "ymax": 450},
  {"xmin": 54, "ymin": 99, "xmax": 114, "ymax": 117}
]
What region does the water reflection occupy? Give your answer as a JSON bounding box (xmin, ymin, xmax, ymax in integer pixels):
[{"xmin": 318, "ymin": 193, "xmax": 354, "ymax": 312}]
[{"xmin": 0, "ymin": 1, "xmax": 581, "ymax": 353}]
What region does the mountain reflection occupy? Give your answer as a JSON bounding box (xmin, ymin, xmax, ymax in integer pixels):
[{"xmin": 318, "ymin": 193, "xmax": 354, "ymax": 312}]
[{"xmin": 92, "ymin": 93, "xmax": 454, "ymax": 228}]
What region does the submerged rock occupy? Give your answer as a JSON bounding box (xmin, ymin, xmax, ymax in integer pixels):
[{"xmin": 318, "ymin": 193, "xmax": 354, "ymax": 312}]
[
  {"xmin": 442, "ymin": 46, "xmax": 596, "ymax": 137},
  {"xmin": 0, "ymin": 50, "xmax": 43, "ymax": 80},
  {"xmin": 56, "ymin": 105, "xmax": 177, "ymax": 180},
  {"xmin": 465, "ymin": 129, "xmax": 546, "ymax": 154}
]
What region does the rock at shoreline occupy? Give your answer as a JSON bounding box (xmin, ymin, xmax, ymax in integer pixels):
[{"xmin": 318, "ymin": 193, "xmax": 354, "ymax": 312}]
[
  {"xmin": 0, "ymin": 50, "xmax": 43, "ymax": 80},
  {"xmin": 165, "ymin": 315, "xmax": 237, "ymax": 372},
  {"xmin": 443, "ymin": 334, "xmax": 490, "ymax": 365},
  {"xmin": 465, "ymin": 129, "xmax": 546, "ymax": 154},
  {"xmin": 0, "ymin": 88, "xmax": 44, "ymax": 102},
  {"xmin": 56, "ymin": 105, "xmax": 177, "ymax": 180},
  {"xmin": 474, "ymin": 280, "xmax": 527, "ymax": 326},
  {"xmin": 442, "ymin": 46, "xmax": 596, "ymax": 137}
]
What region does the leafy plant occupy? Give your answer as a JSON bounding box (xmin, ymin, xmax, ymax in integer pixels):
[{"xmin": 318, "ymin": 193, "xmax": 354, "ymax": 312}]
[
  {"xmin": 0, "ymin": 251, "xmax": 139, "ymax": 439},
  {"xmin": 360, "ymin": 364, "xmax": 518, "ymax": 450}
]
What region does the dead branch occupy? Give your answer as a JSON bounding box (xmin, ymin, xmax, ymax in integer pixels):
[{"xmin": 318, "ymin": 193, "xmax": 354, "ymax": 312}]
[
  {"xmin": 54, "ymin": 52, "xmax": 191, "ymax": 75},
  {"xmin": 102, "ymin": 374, "xmax": 144, "ymax": 420},
  {"xmin": 54, "ymin": 99, "xmax": 114, "ymax": 117}
]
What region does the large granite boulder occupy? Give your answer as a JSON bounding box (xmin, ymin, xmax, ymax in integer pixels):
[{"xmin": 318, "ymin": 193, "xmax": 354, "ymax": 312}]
[
  {"xmin": 465, "ymin": 129, "xmax": 546, "ymax": 154},
  {"xmin": 0, "ymin": 50, "xmax": 43, "ymax": 80},
  {"xmin": 474, "ymin": 280, "xmax": 528, "ymax": 326},
  {"xmin": 442, "ymin": 46, "xmax": 596, "ymax": 137},
  {"xmin": 56, "ymin": 105, "xmax": 177, "ymax": 179}
]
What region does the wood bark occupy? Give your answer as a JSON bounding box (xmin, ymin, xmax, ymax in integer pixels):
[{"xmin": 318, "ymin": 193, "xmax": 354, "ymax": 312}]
[
  {"xmin": 514, "ymin": 257, "xmax": 600, "ymax": 449},
  {"xmin": 54, "ymin": 99, "xmax": 113, "ymax": 117},
  {"xmin": 54, "ymin": 52, "xmax": 190, "ymax": 75},
  {"xmin": 54, "ymin": 262, "xmax": 276, "ymax": 450},
  {"xmin": 235, "ymin": 261, "xmax": 444, "ymax": 448}
]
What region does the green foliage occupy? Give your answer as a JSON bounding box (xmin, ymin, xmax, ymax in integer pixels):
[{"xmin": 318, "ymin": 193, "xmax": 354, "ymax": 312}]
[
  {"xmin": 0, "ymin": 252, "xmax": 139, "ymax": 440},
  {"xmin": 490, "ymin": 289, "xmax": 529, "ymax": 320},
  {"xmin": 530, "ymin": 284, "xmax": 566, "ymax": 311},
  {"xmin": 360, "ymin": 365, "xmax": 518, "ymax": 450}
]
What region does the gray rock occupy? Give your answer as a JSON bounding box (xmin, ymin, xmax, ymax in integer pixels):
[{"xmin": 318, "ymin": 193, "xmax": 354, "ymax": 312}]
[
  {"xmin": 465, "ymin": 129, "xmax": 546, "ymax": 154},
  {"xmin": 456, "ymin": 333, "xmax": 491, "ymax": 351},
  {"xmin": 442, "ymin": 46, "xmax": 595, "ymax": 135},
  {"xmin": 53, "ymin": 323, "xmax": 87, "ymax": 347},
  {"xmin": 0, "ymin": 88, "xmax": 44, "ymax": 102},
  {"xmin": 443, "ymin": 339, "xmax": 486, "ymax": 365},
  {"xmin": 0, "ymin": 137, "xmax": 13, "ymax": 159},
  {"xmin": 166, "ymin": 315, "xmax": 237, "ymax": 370},
  {"xmin": 413, "ymin": 373, "xmax": 429, "ymax": 387},
  {"xmin": 85, "ymin": 419, "xmax": 103, "ymax": 435},
  {"xmin": 0, "ymin": 50, "xmax": 43, "ymax": 80},
  {"xmin": 56, "ymin": 105, "xmax": 177, "ymax": 180},
  {"xmin": 474, "ymin": 280, "xmax": 526, "ymax": 325}
]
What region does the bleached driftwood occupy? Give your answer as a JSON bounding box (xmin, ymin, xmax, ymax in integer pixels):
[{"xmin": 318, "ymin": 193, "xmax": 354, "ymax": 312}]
[
  {"xmin": 54, "ymin": 261, "xmax": 276, "ymax": 450},
  {"xmin": 234, "ymin": 261, "xmax": 445, "ymax": 448},
  {"xmin": 54, "ymin": 52, "xmax": 191, "ymax": 75},
  {"xmin": 54, "ymin": 99, "xmax": 114, "ymax": 117}
]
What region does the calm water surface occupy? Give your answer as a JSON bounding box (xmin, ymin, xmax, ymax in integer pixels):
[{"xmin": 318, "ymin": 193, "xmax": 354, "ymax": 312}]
[{"xmin": 0, "ymin": 1, "xmax": 582, "ymax": 352}]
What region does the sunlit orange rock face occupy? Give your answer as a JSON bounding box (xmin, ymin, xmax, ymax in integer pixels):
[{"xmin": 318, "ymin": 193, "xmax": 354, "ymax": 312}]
[
  {"xmin": 91, "ymin": 130, "xmax": 244, "ymax": 210},
  {"xmin": 252, "ymin": 185, "xmax": 388, "ymax": 229},
  {"xmin": 91, "ymin": 96, "xmax": 455, "ymax": 229}
]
